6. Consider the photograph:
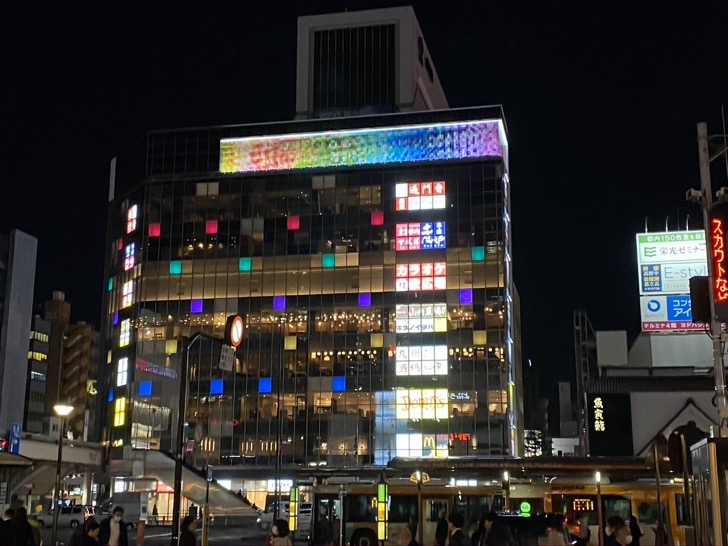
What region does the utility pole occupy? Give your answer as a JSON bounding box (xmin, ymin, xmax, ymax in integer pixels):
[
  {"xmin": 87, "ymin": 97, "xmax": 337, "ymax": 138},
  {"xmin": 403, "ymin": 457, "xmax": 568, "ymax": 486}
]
[{"xmin": 697, "ymin": 121, "xmax": 728, "ymax": 436}]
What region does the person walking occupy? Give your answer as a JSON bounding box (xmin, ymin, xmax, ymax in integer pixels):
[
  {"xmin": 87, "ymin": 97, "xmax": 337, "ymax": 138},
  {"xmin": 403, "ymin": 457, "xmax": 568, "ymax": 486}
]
[
  {"xmin": 70, "ymin": 517, "xmax": 98, "ymax": 546},
  {"xmin": 436, "ymin": 511, "xmax": 449, "ymax": 546},
  {"xmin": 179, "ymin": 515, "xmax": 197, "ymax": 546},
  {"xmin": 1, "ymin": 508, "xmax": 16, "ymax": 545},
  {"xmin": 448, "ymin": 513, "xmax": 469, "ymax": 546},
  {"xmin": 99, "ymin": 506, "xmax": 128, "ymax": 546}
]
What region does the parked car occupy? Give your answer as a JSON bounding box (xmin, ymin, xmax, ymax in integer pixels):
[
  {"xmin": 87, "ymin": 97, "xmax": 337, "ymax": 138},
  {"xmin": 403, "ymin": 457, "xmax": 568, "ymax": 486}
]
[
  {"xmin": 38, "ymin": 505, "xmax": 95, "ymax": 529},
  {"xmin": 257, "ymin": 502, "xmax": 312, "ymax": 538}
]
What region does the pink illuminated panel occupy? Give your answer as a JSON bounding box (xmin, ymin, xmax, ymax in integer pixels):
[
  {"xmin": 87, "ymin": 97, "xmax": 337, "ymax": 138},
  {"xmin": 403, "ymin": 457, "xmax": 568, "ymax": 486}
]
[
  {"xmin": 206, "ymin": 220, "xmax": 218, "ymax": 235},
  {"xmin": 148, "ymin": 223, "xmax": 161, "ymax": 237},
  {"xmin": 395, "ymin": 262, "xmax": 447, "ymax": 292}
]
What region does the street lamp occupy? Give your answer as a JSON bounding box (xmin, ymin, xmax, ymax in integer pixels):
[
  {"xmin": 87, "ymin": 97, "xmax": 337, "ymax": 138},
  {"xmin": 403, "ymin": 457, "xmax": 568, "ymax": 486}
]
[
  {"xmin": 51, "ymin": 403, "xmax": 74, "ymax": 546},
  {"xmin": 503, "ymin": 471, "xmax": 510, "ymax": 513},
  {"xmin": 595, "ymin": 471, "xmax": 603, "ymax": 546}
]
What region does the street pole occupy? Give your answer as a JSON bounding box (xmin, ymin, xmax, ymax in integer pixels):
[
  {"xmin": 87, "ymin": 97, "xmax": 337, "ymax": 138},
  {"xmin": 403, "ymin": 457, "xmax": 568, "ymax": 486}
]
[
  {"xmin": 51, "ymin": 416, "xmax": 65, "ymax": 546},
  {"xmin": 595, "ymin": 471, "xmax": 603, "ymax": 546},
  {"xmin": 697, "ymin": 121, "xmax": 728, "ymax": 436},
  {"xmin": 170, "ymin": 335, "xmax": 192, "ymax": 546}
]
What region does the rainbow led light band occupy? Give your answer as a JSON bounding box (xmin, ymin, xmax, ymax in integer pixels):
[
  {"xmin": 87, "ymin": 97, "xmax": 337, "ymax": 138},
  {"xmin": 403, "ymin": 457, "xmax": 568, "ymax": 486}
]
[{"xmin": 219, "ymin": 119, "xmax": 506, "ymax": 174}]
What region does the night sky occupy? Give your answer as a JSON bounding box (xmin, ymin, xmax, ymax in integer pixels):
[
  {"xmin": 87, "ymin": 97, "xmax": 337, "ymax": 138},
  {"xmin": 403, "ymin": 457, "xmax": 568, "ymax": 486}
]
[{"xmin": 1, "ymin": 2, "xmax": 726, "ymax": 392}]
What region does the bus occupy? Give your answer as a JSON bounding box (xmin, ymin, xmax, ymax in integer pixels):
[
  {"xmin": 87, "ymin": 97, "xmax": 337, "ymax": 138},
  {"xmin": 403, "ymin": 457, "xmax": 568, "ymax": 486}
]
[{"xmin": 307, "ymin": 479, "xmax": 689, "ymax": 546}]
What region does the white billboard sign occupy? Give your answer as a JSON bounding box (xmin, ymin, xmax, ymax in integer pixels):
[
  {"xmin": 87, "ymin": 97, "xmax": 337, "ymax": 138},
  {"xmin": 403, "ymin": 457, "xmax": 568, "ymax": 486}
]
[{"xmin": 635, "ymin": 230, "xmax": 707, "ymax": 295}]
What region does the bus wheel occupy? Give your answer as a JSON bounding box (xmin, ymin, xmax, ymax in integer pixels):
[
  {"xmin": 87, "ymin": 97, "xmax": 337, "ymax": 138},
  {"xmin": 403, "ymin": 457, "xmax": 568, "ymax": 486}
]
[{"xmin": 350, "ymin": 530, "xmax": 378, "ymax": 546}]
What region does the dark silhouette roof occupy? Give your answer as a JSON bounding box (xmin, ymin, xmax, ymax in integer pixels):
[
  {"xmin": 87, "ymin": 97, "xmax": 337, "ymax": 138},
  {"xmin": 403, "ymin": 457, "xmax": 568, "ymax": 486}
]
[{"xmin": 589, "ymin": 375, "xmax": 715, "ymax": 393}]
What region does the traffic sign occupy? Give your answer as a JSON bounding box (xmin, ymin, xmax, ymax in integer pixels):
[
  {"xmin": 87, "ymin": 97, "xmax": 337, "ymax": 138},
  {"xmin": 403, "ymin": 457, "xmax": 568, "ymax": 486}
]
[
  {"xmin": 9, "ymin": 424, "xmax": 21, "ymax": 454},
  {"xmin": 219, "ymin": 344, "xmax": 235, "ymax": 372},
  {"xmin": 225, "ymin": 315, "xmax": 244, "ymax": 347}
]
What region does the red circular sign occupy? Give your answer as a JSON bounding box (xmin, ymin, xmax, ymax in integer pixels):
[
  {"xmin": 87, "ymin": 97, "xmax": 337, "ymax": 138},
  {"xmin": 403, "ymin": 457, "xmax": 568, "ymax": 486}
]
[{"xmin": 226, "ymin": 315, "xmax": 244, "ymax": 347}]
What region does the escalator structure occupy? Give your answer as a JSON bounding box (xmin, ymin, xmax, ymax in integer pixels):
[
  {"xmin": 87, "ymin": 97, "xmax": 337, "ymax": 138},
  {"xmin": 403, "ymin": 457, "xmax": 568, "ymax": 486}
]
[{"xmin": 133, "ymin": 450, "xmax": 258, "ymax": 517}]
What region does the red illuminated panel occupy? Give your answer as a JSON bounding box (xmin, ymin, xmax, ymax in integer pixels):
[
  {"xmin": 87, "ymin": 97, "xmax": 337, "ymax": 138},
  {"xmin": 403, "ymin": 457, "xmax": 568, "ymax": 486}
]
[
  {"xmin": 395, "ymin": 262, "xmax": 447, "ymax": 292},
  {"xmin": 713, "ymin": 217, "xmax": 728, "ymax": 302},
  {"xmin": 206, "ymin": 220, "xmax": 218, "ymax": 235},
  {"xmin": 148, "ymin": 223, "xmax": 161, "ymax": 237},
  {"xmin": 371, "ymin": 211, "xmax": 384, "ymax": 226},
  {"xmin": 287, "ymin": 215, "xmax": 300, "ymax": 230}
]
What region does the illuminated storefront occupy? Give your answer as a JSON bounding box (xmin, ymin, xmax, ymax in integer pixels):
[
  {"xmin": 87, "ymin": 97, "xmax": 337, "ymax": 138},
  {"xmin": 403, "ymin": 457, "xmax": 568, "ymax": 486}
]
[{"xmin": 102, "ymin": 106, "xmax": 519, "ymax": 479}]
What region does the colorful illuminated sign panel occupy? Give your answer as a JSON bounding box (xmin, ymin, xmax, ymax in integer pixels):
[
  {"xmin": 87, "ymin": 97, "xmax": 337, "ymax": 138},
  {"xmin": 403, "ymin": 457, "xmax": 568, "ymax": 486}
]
[
  {"xmin": 395, "ymin": 345, "xmax": 448, "ymax": 376},
  {"xmin": 395, "ymin": 388, "xmax": 449, "ymax": 419},
  {"xmin": 395, "ymin": 303, "xmax": 448, "ymax": 333},
  {"xmin": 395, "ymin": 222, "xmax": 446, "ymax": 251},
  {"xmin": 395, "ymin": 182, "xmax": 446, "ymax": 211},
  {"xmin": 635, "ymin": 230, "xmax": 707, "ymax": 295},
  {"xmin": 395, "ymin": 262, "xmax": 447, "ymax": 292},
  {"xmin": 219, "ymin": 120, "xmax": 506, "ymax": 174}
]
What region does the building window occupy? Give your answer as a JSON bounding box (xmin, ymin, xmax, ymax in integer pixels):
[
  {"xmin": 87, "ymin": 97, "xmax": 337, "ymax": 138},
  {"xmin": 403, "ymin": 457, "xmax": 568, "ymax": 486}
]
[
  {"xmin": 30, "ymin": 331, "xmax": 49, "ymax": 343},
  {"xmin": 124, "ymin": 243, "xmax": 135, "ymax": 271},
  {"xmin": 126, "ymin": 205, "xmax": 138, "ymax": 233},
  {"xmin": 27, "ymin": 351, "xmax": 48, "ymax": 362},
  {"xmin": 30, "ymin": 371, "xmax": 46, "ymax": 381},
  {"xmin": 122, "ymin": 281, "xmax": 134, "ymax": 308},
  {"xmin": 117, "ymin": 357, "xmax": 129, "ymax": 386},
  {"xmin": 120, "ymin": 319, "xmax": 131, "ymax": 347},
  {"xmin": 114, "ymin": 397, "xmax": 126, "ymax": 427}
]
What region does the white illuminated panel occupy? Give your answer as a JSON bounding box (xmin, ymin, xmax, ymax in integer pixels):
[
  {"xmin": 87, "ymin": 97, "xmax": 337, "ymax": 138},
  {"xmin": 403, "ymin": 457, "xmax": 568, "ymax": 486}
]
[
  {"xmin": 395, "ymin": 303, "xmax": 448, "ymax": 333},
  {"xmin": 395, "ymin": 262, "xmax": 447, "ymax": 292},
  {"xmin": 121, "ymin": 281, "xmax": 134, "ymax": 309},
  {"xmin": 395, "ymin": 345, "xmax": 448, "ymax": 376},
  {"xmin": 395, "ymin": 388, "xmax": 449, "ymax": 419},
  {"xmin": 395, "ymin": 182, "xmax": 446, "ymax": 211}
]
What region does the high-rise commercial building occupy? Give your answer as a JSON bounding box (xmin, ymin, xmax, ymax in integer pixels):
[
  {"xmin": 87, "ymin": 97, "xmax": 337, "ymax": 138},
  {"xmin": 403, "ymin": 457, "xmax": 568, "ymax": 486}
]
[
  {"xmin": 25, "ymin": 315, "xmax": 50, "ymax": 433},
  {"xmin": 0, "ymin": 229, "xmax": 38, "ymax": 436},
  {"xmin": 44, "ymin": 291, "xmax": 100, "ymax": 441},
  {"xmin": 295, "ymin": 7, "xmax": 448, "ymax": 119},
  {"xmin": 101, "ymin": 8, "xmax": 520, "ymax": 505}
]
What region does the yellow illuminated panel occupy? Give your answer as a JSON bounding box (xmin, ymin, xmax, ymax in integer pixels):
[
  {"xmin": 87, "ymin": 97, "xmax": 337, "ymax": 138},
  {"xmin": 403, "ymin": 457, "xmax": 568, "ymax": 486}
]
[
  {"xmin": 114, "ymin": 397, "xmax": 126, "ymax": 427},
  {"xmin": 395, "ymin": 389, "xmax": 449, "ymax": 420}
]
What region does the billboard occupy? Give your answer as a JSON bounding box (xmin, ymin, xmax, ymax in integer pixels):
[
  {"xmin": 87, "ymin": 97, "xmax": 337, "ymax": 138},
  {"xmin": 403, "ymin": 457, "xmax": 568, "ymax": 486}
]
[
  {"xmin": 395, "ymin": 182, "xmax": 446, "ymax": 211},
  {"xmin": 394, "ymin": 345, "xmax": 448, "ymax": 376},
  {"xmin": 639, "ymin": 295, "xmax": 704, "ymax": 332},
  {"xmin": 395, "ymin": 262, "xmax": 447, "ymax": 292},
  {"xmin": 395, "ymin": 304, "xmax": 448, "ymax": 333},
  {"xmin": 635, "ymin": 231, "xmax": 707, "ymax": 295},
  {"xmin": 395, "ymin": 388, "xmax": 449, "ymax": 420},
  {"xmin": 587, "ymin": 393, "xmax": 633, "ymax": 456}
]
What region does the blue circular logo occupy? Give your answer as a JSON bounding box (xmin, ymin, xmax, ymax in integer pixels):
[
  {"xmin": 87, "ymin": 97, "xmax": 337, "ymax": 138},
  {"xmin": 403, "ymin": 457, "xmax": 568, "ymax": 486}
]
[{"xmin": 647, "ymin": 300, "xmax": 661, "ymax": 313}]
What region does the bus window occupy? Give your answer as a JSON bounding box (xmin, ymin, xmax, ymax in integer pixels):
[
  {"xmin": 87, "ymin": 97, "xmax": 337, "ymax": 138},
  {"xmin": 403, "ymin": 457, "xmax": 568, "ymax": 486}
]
[
  {"xmin": 675, "ymin": 494, "xmax": 689, "ymax": 526},
  {"xmin": 347, "ymin": 495, "xmax": 375, "ymax": 522},
  {"xmin": 389, "ymin": 495, "xmax": 418, "ymax": 524},
  {"xmin": 604, "ymin": 497, "xmax": 631, "ymax": 521},
  {"xmin": 427, "ymin": 501, "xmax": 447, "ymax": 522},
  {"xmin": 638, "ymin": 502, "xmax": 660, "ymax": 526}
]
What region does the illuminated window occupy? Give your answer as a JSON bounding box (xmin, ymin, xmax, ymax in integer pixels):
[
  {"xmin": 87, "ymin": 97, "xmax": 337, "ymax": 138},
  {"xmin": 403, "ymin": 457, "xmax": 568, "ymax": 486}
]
[
  {"xmin": 395, "ymin": 222, "xmax": 446, "ymax": 251},
  {"xmin": 395, "ymin": 304, "xmax": 448, "ymax": 333},
  {"xmin": 120, "ymin": 319, "xmax": 130, "ymax": 347},
  {"xmin": 395, "ymin": 389, "xmax": 449, "ymax": 419},
  {"xmin": 206, "ymin": 220, "xmax": 218, "ymax": 235},
  {"xmin": 239, "ymin": 257, "xmax": 252, "ymax": 272},
  {"xmin": 122, "ymin": 281, "xmax": 134, "ymax": 308},
  {"xmin": 126, "ymin": 205, "xmax": 138, "ymax": 233},
  {"xmin": 117, "ymin": 357, "xmax": 129, "ymax": 386},
  {"xmin": 114, "ymin": 397, "xmax": 126, "ymax": 427},
  {"xmin": 27, "ymin": 351, "xmax": 48, "ymax": 362},
  {"xmin": 371, "ymin": 211, "xmax": 384, "ymax": 226},
  {"xmin": 395, "ymin": 345, "xmax": 448, "ymax": 376},
  {"xmin": 395, "ymin": 182, "xmax": 446, "ymax": 211},
  {"xmin": 108, "ymin": 278, "xmax": 114, "ymax": 291},
  {"xmin": 287, "ymin": 216, "xmax": 300, "ymax": 230},
  {"xmin": 395, "ymin": 262, "xmax": 447, "ymax": 292},
  {"xmin": 322, "ymin": 254, "xmax": 335, "ymax": 268},
  {"xmin": 124, "ymin": 243, "xmax": 135, "ymax": 271},
  {"xmin": 148, "ymin": 223, "xmax": 161, "ymax": 237},
  {"xmin": 170, "ymin": 261, "xmax": 182, "ymax": 275}
]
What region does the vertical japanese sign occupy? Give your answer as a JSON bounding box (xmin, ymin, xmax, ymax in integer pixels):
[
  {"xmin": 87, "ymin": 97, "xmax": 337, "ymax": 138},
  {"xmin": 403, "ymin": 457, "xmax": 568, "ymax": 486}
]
[{"xmin": 712, "ymin": 204, "xmax": 728, "ymax": 321}]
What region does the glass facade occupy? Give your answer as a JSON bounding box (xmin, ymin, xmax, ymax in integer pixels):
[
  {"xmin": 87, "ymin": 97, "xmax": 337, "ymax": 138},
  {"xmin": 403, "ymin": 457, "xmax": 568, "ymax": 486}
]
[{"xmin": 102, "ymin": 107, "xmax": 519, "ymax": 474}]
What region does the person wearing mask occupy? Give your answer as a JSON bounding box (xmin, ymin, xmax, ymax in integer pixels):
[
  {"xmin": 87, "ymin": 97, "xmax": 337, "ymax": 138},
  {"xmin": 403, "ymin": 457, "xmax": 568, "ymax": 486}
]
[
  {"xmin": 628, "ymin": 515, "xmax": 642, "ymax": 546},
  {"xmin": 612, "ymin": 520, "xmax": 633, "ymax": 546},
  {"xmin": 82, "ymin": 519, "xmax": 101, "ymax": 546},
  {"xmin": 13, "ymin": 507, "xmax": 37, "ymax": 546},
  {"xmin": 99, "ymin": 507, "xmax": 128, "ymax": 546},
  {"xmin": 547, "ymin": 514, "xmax": 568, "ymax": 546},
  {"xmin": 436, "ymin": 510, "xmax": 449, "ymax": 546},
  {"xmin": 270, "ymin": 519, "xmax": 292, "ymax": 546},
  {"xmin": 448, "ymin": 512, "xmax": 469, "ymax": 546},
  {"xmin": 179, "ymin": 515, "xmax": 197, "ymax": 546}
]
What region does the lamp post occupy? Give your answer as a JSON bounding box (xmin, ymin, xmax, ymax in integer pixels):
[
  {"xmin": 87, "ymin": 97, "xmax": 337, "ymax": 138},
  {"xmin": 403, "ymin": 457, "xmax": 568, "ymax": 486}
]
[
  {"xmin": 595, "ymin": 471, "xmax": 603, "ymax": 546},
  {"xmin": 503, "ymin": 471, "xmax": 510, "ymax": 513},
  {"xmin": 51, "ymin": 403, "xmax": 74, "ymax": 546}
]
